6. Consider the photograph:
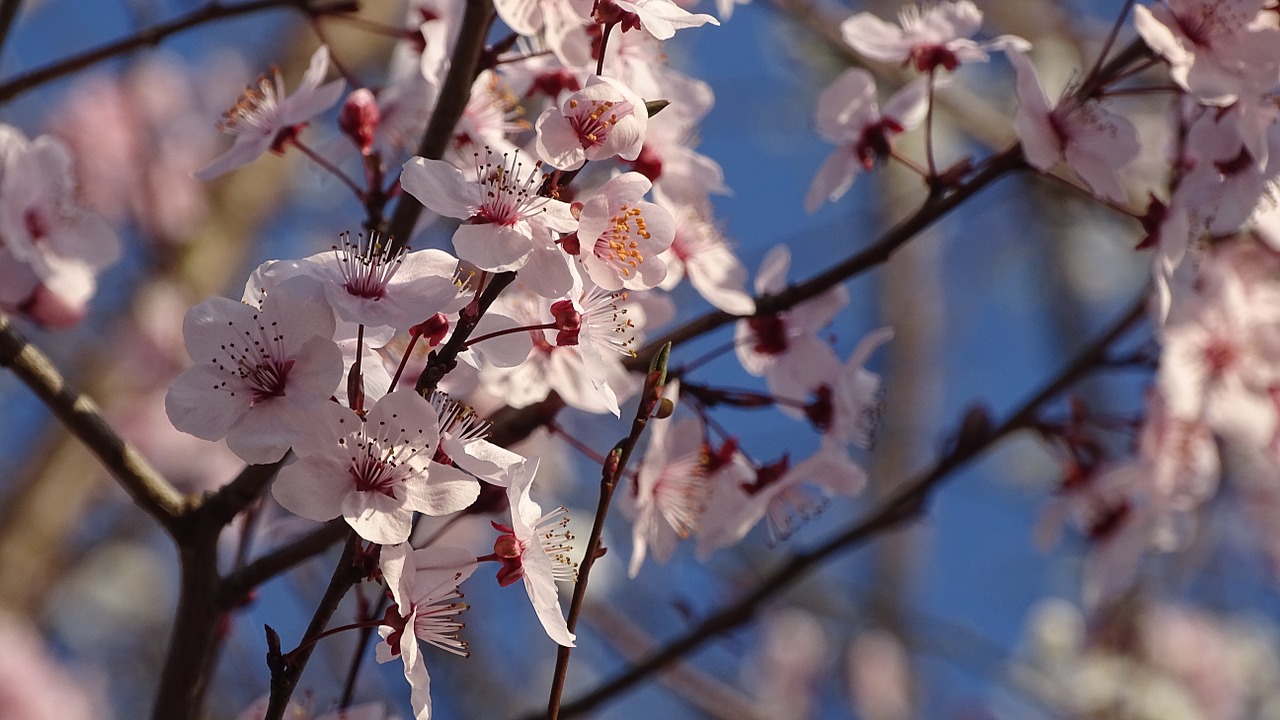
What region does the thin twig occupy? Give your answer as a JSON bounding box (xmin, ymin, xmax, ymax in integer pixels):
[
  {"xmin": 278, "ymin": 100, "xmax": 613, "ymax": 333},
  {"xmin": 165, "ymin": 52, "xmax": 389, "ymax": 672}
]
[
  {"xmin": 546, "ymin": 346, "xmax": 671, "ymax": 720},
  {"xmin": 0, "ymin": 0, "xmax": 358, "ymax": 104},
  {"xmin": 535, "ymin": 295, "xmax": 1148, "ymax": 719},
  {"xmin": 0, "ymin": 311, "xmax": 186, "ymax": 529}
]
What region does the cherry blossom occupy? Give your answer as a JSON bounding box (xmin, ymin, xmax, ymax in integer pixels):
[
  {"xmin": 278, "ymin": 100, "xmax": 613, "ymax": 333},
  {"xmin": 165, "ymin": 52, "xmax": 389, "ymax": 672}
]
[
  {"xmin": 1134, "ymin": 0, "xmax": 1280, "ymax": 107},
  {"xmin": 0, "ymin": 125, "xmax": 121, "ymax": 327},
  {"xmin": 841, "ymin": 1, "xmax": 989, "ymax": 72},
  {"xmin": 735, "ymin": 245, "xmax": 848, "ymax": 405},
  {"xmin": 493, "ymin": 0, "xmax": 592, "ymax": 66},
  {"xmin": 594, "ymin": 0, "xmax": 719, "ymax": 41},
  {"xmin": 165, "ymin": 275, "xmax": 343, "ymax": 464},
  {"xmin": 399, "ymin": 150, "xmax": 577, "ymax": 287},
  {"xmin": 805, "ymin": 327, "xmax": 892, "ymax": 449},
  {"xmin": 196, "ymin": 45, "xmax": 345, "ymax": 179},
  {"xmin": 655, "ymin": 193, "xmax": 754, "ymax": 315},
  {"xmin": 271, "ymin": 390, "xmax": 480, "ymax": 544},
  {"xmin": 572, "ymin": 171, "xmax": 674, "ymax": 291},
  {"xmin": 535, "ymin": 75, "xmax": 647, "ymax": 170},
  {"xmin": 806, "ymin": 69, "xmax": 928, "ymax": 212},
  {"xmin": 378, "ymin": 542, "xmax": 478, "ymax": 720},
  {"xmin": 487, "ymin": 459, "xmax": 576, "ymax": 646},
  {"xmin": 627, "ymin": 406, "xmax": 709, "ymax": 577},
  {"xmin": 296, "ymin": 231, "xmax": 466, "ymax": 333},
  {"xmin": 430, "ymin": 391, "xmax": 526, "ymax": 485},
  {"xmin": 1008, "ymin": 46, "xmax": 1138, "ymax": 203}
]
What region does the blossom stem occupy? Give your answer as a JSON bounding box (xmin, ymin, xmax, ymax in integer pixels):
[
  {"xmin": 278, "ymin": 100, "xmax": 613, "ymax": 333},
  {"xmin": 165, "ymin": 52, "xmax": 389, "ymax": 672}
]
[
  {"xmin": 889, "ymin": 148, "xmax": 931, "ymax": 179},
  {"xmin": 1079, "ymin": 0, "xmax": 1138, "ymax": 99},
  {"xmin": 389, "ymin": 333, "xmax": 421, "ymax": 391},
  {"xmin": 290, "ymin": 137, "xmax": 367, "ymax": 201},
  {"xmin": 283, "ymin": 618, "xmax": 386, "ymax": 658},
  {"xmin": 923, "ymin": 68, "xmax": 939, "ymax": 185},
  {"xmin": 464, "ymin": 322, "xmax": 557, "ymax": 349},
  {"xmin": 596, "ymin": 22, "xmax": 615, "ymax": 76},
  {"xmin": 671, "ymin": 337, "xmax": 741, "ymax": 377}
]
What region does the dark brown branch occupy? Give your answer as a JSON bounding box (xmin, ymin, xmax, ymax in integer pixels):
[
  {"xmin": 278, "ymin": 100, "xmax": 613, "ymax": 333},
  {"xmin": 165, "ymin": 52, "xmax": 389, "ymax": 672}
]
[
  {"xmin": 0, "ymin": 0, "xmax": 23, "ymax": 59},
  {"xmin": 537, "ymin": 294, "xmax": 1148, "ymax": 720},
  {"xmin": 0, "ymin": 0, "xmax": 358, "ymax": 104},
  {"xmin": 150, "ymin": 515, "xmax": 225, "ymax": 720},
  {"xmin": 385, "ymin": 0, "xmax": 496, "ymax": 252},
  {"xmin": 0, "ymin": 311, "xmax": 186, "ymax": 529},
  {"xmin": 218, "ymin": 518, "xmax": 349, "ymax": 609}
]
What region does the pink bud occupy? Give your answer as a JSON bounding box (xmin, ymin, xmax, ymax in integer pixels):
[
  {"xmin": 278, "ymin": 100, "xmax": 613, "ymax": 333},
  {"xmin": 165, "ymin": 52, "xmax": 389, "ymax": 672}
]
[{"xmin": 339, "ymin": 88, "xmax": 380, "ymax": 156}]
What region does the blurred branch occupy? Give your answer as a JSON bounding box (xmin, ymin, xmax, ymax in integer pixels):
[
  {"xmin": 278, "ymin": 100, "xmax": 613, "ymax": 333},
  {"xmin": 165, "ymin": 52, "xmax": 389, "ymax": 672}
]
[
  {"xmin": 218, "ymin": 518, "xmax": 349, "ymax": 608},
  {"xmin": 538, "ymin": 293, "xmax": 1149, "ymax": 719},
  {"xmin": 385, "ymin": 0, "xmax": 495, "ymax": 252},
  {"xmin": 0, "ymin": 311, "xmax": 185, "ymax": 529},
  {"xmin": 0, "ymin": 0, "xmax": 358, "ymax": 104},
  {"xmin": 0, "ymin": 0, "xmax": 22, "ymax": 59}
]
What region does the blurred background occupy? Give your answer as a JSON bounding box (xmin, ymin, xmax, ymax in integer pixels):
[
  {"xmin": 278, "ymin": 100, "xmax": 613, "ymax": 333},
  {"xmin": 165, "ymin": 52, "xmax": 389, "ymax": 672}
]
[{"xmin": 3, "ymin": 1, "xmax": 1269, "ymax": 719}]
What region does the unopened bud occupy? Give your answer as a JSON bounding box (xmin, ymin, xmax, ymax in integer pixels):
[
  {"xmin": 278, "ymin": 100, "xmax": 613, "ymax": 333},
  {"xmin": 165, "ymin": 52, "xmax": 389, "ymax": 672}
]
[
  {"xmin": 339, "ymin": 88, "xmax": 381, "ymax": 156},
  {"xmin": 411, "ymin": 313, "xmax": 450, "ymax": 346}
]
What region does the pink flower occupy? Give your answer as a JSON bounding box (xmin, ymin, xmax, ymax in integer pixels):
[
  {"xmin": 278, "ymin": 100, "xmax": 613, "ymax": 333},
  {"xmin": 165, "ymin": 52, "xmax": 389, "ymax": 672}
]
[
  {"xmin": 297, "ymin": 232, "xmax": 466, "ymax": 333},
  {"xmin": 573, "ymin": 171, "xmax": 674, "ymax": 291},
  {"xmin": 488, "ymin": 459, "xmax": 577, "ymax": 646},
  {"xmin": 378, "ymin": 542, "xmax": 478, "ymax": 720},
  {"xmin": 595, "ymin": 0, "xmax": 719, "ymax": 40},
  {"xmin": 1008, "ymin": 46, "xmax": 1138, "ymax": 203},
  {"xmin": 535, "ymin": 75, "xmax": 648, "ymax": 170},
  {"xmin": 655, "ymin": 193, "xmax": 755, "ymax": 315},
  {"xmin": 400, "ymin": 150, "xmax": 577, "ymax": 277},
  {"xmin": 1134, "ymin": 0, "xmax": 1280, "ymax": 106},
  {"xmin": 271, "ymin": 390, "xmax": 480, "ymax": 543},
  {"xmin": 431, "ymin": 391, "xmax": 526, "ymax": 485},
  {"xmin": 0, "ymin": 125, "xmax": 120, "ymax": 327},
  {"xmin": 627, "ymin": 406, "xmax": 709, "ymax": 577},
  {"xmin": 735, "ymin": 245, "xmax": 847, "ymax": 404},
  {"xmin": 195, "ymin": 45, "xmax": 345, "ymax": 180},
  {"xmin": 804, "ymin": 327, "xmax": 892, "ymax": 448},
  {"xmin": 841, "ymin": 1, "xmax": 988, "ymax": 72},
  {"xmin": 493, "ymin": 0, "xmax": 593, "ymax": 65},
  {"xmin": 805, "ymin": 69, "xmax": 928, "ymax": 211},
  {"xmin": 165, "ymin": 275, "xmax": 344, "ymax": 464}
]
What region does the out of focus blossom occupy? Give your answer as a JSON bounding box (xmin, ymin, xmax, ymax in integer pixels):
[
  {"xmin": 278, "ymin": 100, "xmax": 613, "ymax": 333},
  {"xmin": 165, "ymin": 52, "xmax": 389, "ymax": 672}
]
[
  {"xmin": 0, "ymin": 613, "xmax": 108, "ymax": 720},
  {"xmin": 842, "ymin": 1, "xmax": 997, "ymax": 72},
  {"xmin": 1009, "ymin": 46, "xmax": 1137, "ymax": 203},
  {"xmin": 806, "ymin": 68, "xmax": 928, "ymax": 212},
  {"xmin": 0, "ymin": 125, "xmax": 120, "ymax": 327},
  {"xmin": 1134, "ymin": 0, "xmax": 1280, "ymax": 107},
  {"xmin": 196, "ymin": 45, "xmax": 345, "ymax": 179}
]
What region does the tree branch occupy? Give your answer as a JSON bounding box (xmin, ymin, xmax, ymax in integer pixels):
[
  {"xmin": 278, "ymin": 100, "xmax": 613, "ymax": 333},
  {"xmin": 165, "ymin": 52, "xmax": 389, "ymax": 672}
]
[
  {"xmin": 0, "ymin": 0, "xmax": 358, "ymax": 104},
  {"xmin": 0, "ymin": 311, "xmax": 185, "ymax": 529},
  {"xmin": 218, "ymin": 518, "xmax": 349, "ymax": 609},
  {"xmin": 535, "ymin": 293, "xmax": 1149, "ymax": 720},
  {"xmin": 385, "ymin": 0, "xmax": 495, "ymax": 252}
]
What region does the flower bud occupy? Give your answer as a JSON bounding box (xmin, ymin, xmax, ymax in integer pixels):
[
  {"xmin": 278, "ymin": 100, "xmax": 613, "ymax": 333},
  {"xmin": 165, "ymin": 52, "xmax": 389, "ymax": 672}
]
[{"xmin": 339, "ymin": 88, "xmax": 380, "ymax": 156}]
